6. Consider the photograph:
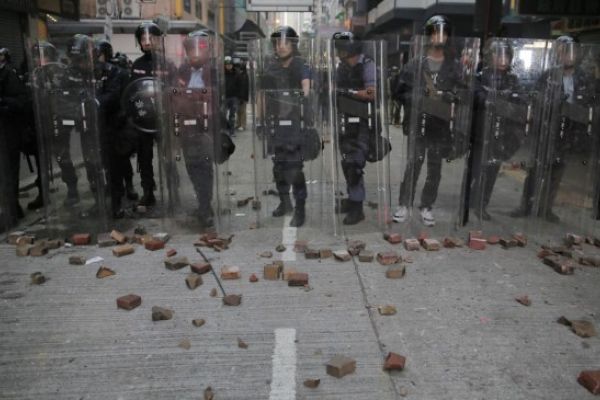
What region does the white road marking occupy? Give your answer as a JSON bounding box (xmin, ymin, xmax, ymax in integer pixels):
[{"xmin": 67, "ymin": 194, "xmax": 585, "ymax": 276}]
[{"xmin": 269, "ymin": 328, "xmax": 297, "ymax": 400}]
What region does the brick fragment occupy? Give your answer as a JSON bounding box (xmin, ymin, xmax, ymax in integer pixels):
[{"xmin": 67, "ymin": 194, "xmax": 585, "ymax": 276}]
[
  {"xmin": 249, "ymin": 273, "xmax": 259, "ymax": 283},
  {"xmin": 537, "ymin": 249, "xmax": 555, "ymax": 259},
  {"xmin": 282, "ymin": 267, "xmax": 297, "ymax": 281},
  {"xmin": 487, "ymin": 236, "xmax": 500, "ymax": 245},
  {"xmin": 166, "ymin": 248, "xmax": 177, "ymax": 257},
  {"xmin": 46, "ymin": 239, "xmax": 63, "ymax": 250},
  {"xmin": 303, "ymin": 379, "xmax": 320, "ymax": 388},
  {"xmin": 469, "ymin": 238, "xmax": 487, "ymax": 250},
  {"xmin": 275, "ymin": 244, "xmax": 286, "ymax": 252},
  {"xmin": 30, "ymin": 272, "xmax": 46, "ymax": 285},
  {"xmin": 117, "ymin": 294, "xmax": 142, "ymax": 310},
  {"xmin": 96, "ymin": 266, "xmax": 115, "ymax": 278},
  {"xmin": 513, "ymin": 232, "xmax": 527, "ymax": 247},
  {"xmin": 113, "ymin": 244, "xmax": 135, "ymax": 257},
  {"xmin": 384, "ymin": 232, "xmax": 402, "ymax": 244},
  {"xmin": 264, "ymin": 264, "xmax": 281, "ymax": 280},
  {"xmin": 288, "ymin": 272, "xmax": 309, "ymax": 286},
  {"xmin": 294, "ymin": 240, "xmax": 308, "ymax": 253},
  {"xmin": 377, "ymin": 251, "xmax": 400, "ymax": 265},
  {"xmin": 209, "ymin": 288, "xmax": 217, "ymax": 297},
  {"xmin": 72, "ymin": 233, "xmax": 91, "ymax": 246},
  {"xmin": 260, "ymin": 251, "xmax": 273, "ymax": 258},
  {"xmin": 16, "ymin": 244, "xmax": 32, "ymax": 257},
  {"xmin": 97, "ymin": 233, "xmax": 117, "ymax": 248},
  {"xmin": 145, "ymin": 239, "xmax": 165, "ymax": 251},
  {"xmin": 192, "ymin": 319, "xmax": 205, "ymax": 327},
  {"xmin": 110, "ymin": 230, "xmax": 127, "ymax": 244},
  {"xmin": 570, "ymin": 320, "xmax": 597, "ymax": 338},
  {"xmin": 305, "ymin": 249, "xmax": 320, "ymax": 259},
  {"xmin": 69, "ymin": 255, "xmax": 86, "ymax": 265},
  {"xmin": 223, "ymin": 294, "xmax": 242, "ymax": 306},
  {"xmin": 15, "ymin": 235, "xmax": 35, "ymax": 246},
  {"xmin": 7, "ymin": 231, "xmax": 26, "ymax": 244},
  {"xmin": 358, "ymin": 250, "xmax": 374, "ymax": 263},
  {"xmin": 378, "ymin": 305, "xmax": 397, "ymax": 315},
  {"xmin": 565, "ymin": 233, "xmax": 584, "ymax": 246},
  {"xmin": 326, "ymin": 355, "xmax": 356, "ymax": 378},
  {"xmin": 153, "ymin": 232, "xmax": 170, "ymax": 243},
  {"xmin": 220, "ymin": 265, "xmax": 240, "ymax": 280},
  {"xmin": 404, "ymin": 238, "xmax": 420, "ymax": 251},
  {"xmin": 30, "ymin": 243, "xmax": 49, "ymax": 257},
  {"xmin": 578, "ymin": 370, "xmax": 600, "ymax": 394},
  {"xmin": 347, "ymin": 240, "xmax": 366, "ymax": 253},
  {"xmin": 151, "ymin": 306, "xmax": 173, "ymax": 321},
  {"xmin": 386, "ymin": 265, "xmax": 406, "ymax": 279},
  {"xmin": 515, "ymin": 295, "xmax": 531, "ymax": 306},
  {"xmin": 383, "ymin": 352, "xmax": 406, "ymax": 371},
  {"xmin": 186, "ymin": 274, "xmax": 203, "ymax": 289},
  {"xmin": 469, "ymin": 230, "xmax": 483, "ymax": 241},
  {"xmin": 578, "ymin": 255, "xmax": 600, "ymax": 267},
  {"xmin": 190, "ymin": 262, "xmax": 212, "ymax": 274},
  {"xmin": 237, "ymin": 337, "xmax": 248, "ymax": 349},
  {"xmin": 417, "ymin": 231, "xmax": 428, "ymax": 242},
  {"xmin": 443, "ymin": 237, "xmax": 464, "ymax": 248},
  {"xmin": 165, "ymin": 256, "xmax": 189, "ymax": 270},
  {"xmin": 422, "ymin": 238, "xmax": 440, "ymax": 251},
  {"xmin": 320, "ymin": 249, "xmax": 333, "ymax": 259},
  {"xmin": 543, "ymin": 256, "xmax": 574, "ymax": 275},
  {"xmin": 333, "ymin": 250, "xmax": 352, "ymax": 261},
  {"xmin": 499, "ymin": 238, "xmax": 518, "ymax": 249}
]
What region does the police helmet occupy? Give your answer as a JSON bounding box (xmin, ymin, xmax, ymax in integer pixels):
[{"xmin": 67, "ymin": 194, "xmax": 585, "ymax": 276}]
[
  {"xmin": 134, "ymin": 22, "xmax": 161, "ymax": 49},
  {"xmin": 332, "ymin": 31, "xmax": 362, "ymax": 57},
  {"xmin": 32, "ymin": 41, "xmax": 58, "ymax": 63},
  {"xmin": 0, "ymin": 47, "xmax": 10, "ymax": 63},
  {"xmin": 183, "ymin": 30, "xmax": 211, "ymax": 57},
  {"xmin": 271, "ymin": 26, "xmax": 299, "ymax": 53},
  {"xmin": 424, "ymin": 15, "xmax": 452, "ymax": 41},
  {"xmin": 224, "ymin": 56, "xmax": 233, "ymax": 65},
  {"xmin": 555, "ymin": 35, "xmax": 578, "ymax": 67},
  {"xmin": 94, "ymin": 39, "xmax": 113, "ymax": 61},
  {"xmin": 66, "ymin": 34, "xmax": 92, "ymax": 61},
  {"xmin": 486, "ymin": 38, "xmax": 513, "ymax": 67}
]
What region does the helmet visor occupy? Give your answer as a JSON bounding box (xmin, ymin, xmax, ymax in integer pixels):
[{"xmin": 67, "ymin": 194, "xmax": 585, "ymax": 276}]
[
  {"xmin": 428, "ymin": 24, "xmax": 449, "ymax": 46},
  {"xmin": 185, "ymin": 36, "xmax": 210, "ymax": 58},
  {"xmin": 558, "ymin": 42, "xmax": 577, "ymax": 67}
]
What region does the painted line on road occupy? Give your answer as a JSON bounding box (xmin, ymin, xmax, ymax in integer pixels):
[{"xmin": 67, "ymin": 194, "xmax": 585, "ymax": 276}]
[
  {"xmin": 269, "ymin": 328, "xmax": 297, "ymax": 400},
  {"xmin": 281, "ymin": 216, "xmax": 296, "ymax": 261}
]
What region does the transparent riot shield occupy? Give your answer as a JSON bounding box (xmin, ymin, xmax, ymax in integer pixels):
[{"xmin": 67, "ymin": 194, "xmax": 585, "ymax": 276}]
[
  {"xmin": 392, "ymin": 35, "xmax": 479, "ymax": 237},
  {"xmin": 152, "ymin": 31, "xmax": 230, "ymax": 232},
  {"xmin": 250, "ymin": 37, "xmax": 331, "ymax": 236},
  {"xmin": 28, "ymin": 37, "xmax": 110, "ymax": 238},
  {"xmin": 534, "ymin": 42, "xmax": 600, "ymax": 241},
  {"xmin": 327, "ymin": 39, "xmax": 392, "ymax": 236},
  {"xmin": 470, "ymin": 39, "xmax": 552, "ymax": 238}
]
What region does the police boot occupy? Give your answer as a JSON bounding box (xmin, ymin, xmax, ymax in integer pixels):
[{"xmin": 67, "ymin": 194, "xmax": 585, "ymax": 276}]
[
  {"xmin": 138, "ymin": 190, "xmax": 156, "ymax": 207},
  {"xmin": 343, "ymin": 201, "xmax": 365, "ymax": 225},
  {"xmin": 125, "ymin": 180, "xmax": 139, "ymax": 201},
  {"xmin": 335, "ymin": 198, "xmax": 351, "ymax": 214},
  {"xmin": 290, "ymin": 200, "xmax": 305, "ymax": 227},
  {"xmin": 272, "ymin": 195, "xmax": 293, "ymax": 217},
  {"xmin": 63, "ymin": 186, "xmax": 80, "ymax": 207},
  {"xmin": 27, "ymin": 193, "xmax": 45, "ymax": 210}
]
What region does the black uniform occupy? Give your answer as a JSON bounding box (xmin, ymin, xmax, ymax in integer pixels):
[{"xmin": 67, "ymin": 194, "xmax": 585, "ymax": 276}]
[{"xmin": 394, "ymin": 54, "xmax": 465, "ymax": 210}]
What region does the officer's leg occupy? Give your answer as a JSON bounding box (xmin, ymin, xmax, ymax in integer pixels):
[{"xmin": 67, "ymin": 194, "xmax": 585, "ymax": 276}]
[
  {"xmin": 543, "ymin": 160, "xmax": 566, "ymax": 223},
  {"xmin": 272, "ymin": 159, "xmax": 293, "ymax": 217},
  {"xmin": 123, "ymin": 152, "xmax": 138, "ymax": 201},
  {"xmin": 290, "ymin": 161, "xmax": 307, "ymax": 227},
  {"xmin": 55, "ymin": 130, "xmax": 79, "ymax": 206},
  {"xmin": 398, "ymin": 136, "xmax": 426, "ymax": 207},
  {"xmin": 420, "ymin": 141, "xmax": 443, "ymax": 210},
  {"xmin": 137, "ymin": 132, "xmax": 156, "ymax": 206},
  {"xmin": 341, "ymin": 136, "xmax": 367, "ymax": 225},
  {"xmin": 183, "ymin": 146, "xmax": 214, "ymax": 226}
]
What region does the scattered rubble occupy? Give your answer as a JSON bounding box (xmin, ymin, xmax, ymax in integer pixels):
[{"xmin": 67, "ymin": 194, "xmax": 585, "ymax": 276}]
[
  {"xmin": 288, "ymin": 273, "xmax": 309, "ymax": 287},
  {"xmin": 186, "ymin": 274, "xmax": 203, "ymax": 290},
  {"xmin": 30, "ymin": 242, "xmax": 49, "ymax": 257},
  {"xmin": 117, "ymin": 294, "xmax": 142, "ymax": 310},
  {"xmin": 69, "ymin": 256, "xmax": 86, "ymax": 265},
  {"xmin": 195, "ymin": 233, "xmax": 234, "ymax": 251},
  {"xmin": 221, "ymin": 266, "xmax": 241, "ymax": 280},
  {"xmin": 110, "ymin": 230, "xmax": 127, "ymax": 244},
  {"xmin": 326, "ymin": 355, "xmax": 356, "ymax": 378},
  {"xmin": 96, "ymin": 266, "xmax": 115, "ymax": 279},
  {"xmin": 333, "ymin": 250, "xmax": 351, "ymax": 262},
  {"xmin": 500, "ymin": 238, "xmax": 518, "ymax": 249},
  {"xmin": 384, "ymin": 232, "xmax": 402, "ymax": 244},
  {"xmin": 558, "ymin": 316, "xmax": 597, "ymax": 338},
  {"xmin": 97, "ymin": 234, "xmax": 117, "ymax": 248},
  {"xmin": 294, "ymin": 240, "xmax": 308, "ymax": 253},
  {"xmin": 237, "ymin": 338, "xmax": 248, "ymax": 349},
  {"xmin": 192, "ymin": 319, "xmax": 205, "ymax": 327},
  {"xmin": 209, "ymin": 288, "xmax": 218, "ymax": 297},
  {"xmin": 190, "ymin": 262, "xmax": 212, "ymax": 275},
  {"xmin": 72, "ymin": 233, "xmax": 91, "ymax": 246},
  {"xmin": 385, "ymin": 266, "xmax": 406, "ymax": 279},
  {"xmin": 145, "ymin": 239, "xmax": 165, "ymax": 251},
  {"xmin": 358, "ymin": 250, "xmax": 374, "ymax": 263},
  {"xmin": 578, "ymin": 370, "xmax": 600, "ymax": 394},
  {"xmin": 249, "ymin": 273, "xmax": 259, "ymax": 283},
  {"xmin": 166, "ymin": 248, "xmax": 177, "ymax": 257},
  {"xmin": 303, "ymin": 379, "xmax": 320, "ymax": 388},
  {"xmin": 305, "ymin": 248, "xmax": 319, "ymax": 259},
  {"xmin": 30, "ymin": 272, "xmax": 46, "ymax": 285},
  {"xmin": 383, "ymin": 352, "xmax": 406, "ymax": 371},
  {"xmin": 15, "ymin": 244, "xmax": 32, "ymax": 257},
  {"xmin": 377, "ymin": 251, "xmax": 400, "ymax": 265},
  {"xmin": 515, "ymin": 296, "xmax": 531, "ymax": 306},
  {"xmin": 443, "ymin": 237, "xmax": 464, "ymax": 248},
  {"xmin": 264, "ymin": 264, "xmax": 282, "ymax": 280},
  {"xmin": 152, "ymin": 306, "xmax": 173, "ymax": 321},
  {"xmin": 223, "ymin": 294, "xmax": 242, "ymax": 306},
  {"xmin": 347, "ymin": 240, "xmax": 366, "ymax": 256},
  {"xmin": 543, "ymin": 256, "xmax": 574, "ymax": 275},
  {"xmin": 422, "ymin": 238, "xmax": 440, "ymax": 251},
  {"xmin": 165, "ymin": 257, "xmax": 190, "ymax": 271},
  {"xmin": 404, "ymin": 238, "xmax": 420, "ymax": 251},
  {"xmin": 487, "ymin": 236, "xmax": 500, "ymax": 245},
  {"xmin": 112, "ymin": 244, "xmax": 135, "ymax": 257},
  {"xmin": 378, "ymin": 305, "xmax": 397, "ymax": 316}
]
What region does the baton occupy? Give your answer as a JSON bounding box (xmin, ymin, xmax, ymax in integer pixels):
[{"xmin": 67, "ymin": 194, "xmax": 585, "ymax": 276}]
[{"xmin": 196, "ymin": 247, "xmax": 227, "ymax": 297}]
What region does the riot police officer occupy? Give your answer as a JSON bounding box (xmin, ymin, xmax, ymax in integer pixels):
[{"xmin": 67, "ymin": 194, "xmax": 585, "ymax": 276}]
[
  {"xmin": 393, "ymin": 15, "xmax": 464, "ymax": 227},
  {"xmin": 129, "ymin": 22, "xmax": 162, "ymax": 207},
  {"xmin": 333, "ymin": 31, "xmax": 376, "ymax": 225},
  {"xmin": 470, "ymin": 39, "xmax": 523, "ymax": 221},
  {"xmin": 262, "ymin": 26, "xmax": 311, "ymax": 227},
  {"xmin": 224, "ymin": 55, "xmax": 240, "ymax": 137}
]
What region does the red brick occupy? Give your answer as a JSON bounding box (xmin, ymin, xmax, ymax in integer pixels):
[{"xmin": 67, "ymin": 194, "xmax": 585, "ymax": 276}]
[
  {"xmin": 166, "ymin": 248, "xmax": 177, "ymax": 257},
  {"xmin": 151, "ymin": 306, "xmax": 173, "ymax": 321},
  {"xmin": 249, "ymin": 273, "xmax": 259, "ymax": 283},
  {"xmin": 515, "ymin": 295, "xmax": 531, "ymax": 306},
  {"xmin": 319, "ymin": 249, "xmax": 333, "ymax": 259},
  {"xmin": 264, "ymin": 264, "xmax": 281, "ymax": 280},
  {"xmin": 377, "ymin": 251, "xmax": 400, "ymax": 265},
  {"xmin": 358, "ymin": 250, "xmax": 374, "ymax": 262},
  {"xmin": 487, "ymin": 236, "xmax": 500, "ymax": 245},
  {"xmin": 513, "ymin": 232, "xmax": 527, "ymax": 247},
  {"xmin": 96, "ymin": 266, "xmax": 115, "ymax": 278},
  {"xmin": 220, "ymin": 265, "xmax": 240, "ymax": 280},
  {"xmin": 333, "ymin": 250, "xmax": 352, "ymax": 261},
  {"xmin": 294, "ymin": 240, "xmax": 308, "ymax": 253},
  {"xmin": 417, "ymin": 231, "xmax": 428, "ymax": 243},
  {"xmin": 385, "ymin": 265, "xmax": 406, "ymax": 279},
  {"xmin": 422, "ymin": 238, "xmax": 440, "ymax": 251},
  {"xmin": 72, "ymin": 233, "xmax": 91, "ymax": 246},
  {"xmin": 469, "ymin": 238, "xmax": 487, "ymax": 250},
  {"xmin": 30, "ymin": 243, "xmax": 49, "ymax": 257},
  {"xmin": 578, "ymin": 370, "xmax": 600, "ymax": 394},
  {"xmin": 117, "ymin": 294, "xmax": 142, "ymax": 310},
  {"xmin": 15, "ymin": 235, "xmax": 35, "ymax": 246},
  {"xmin": 443, "ymin": 237, "xmax": 464, "ymax": 248},
  {"xmin": 110, "ymin": 230, "xmax": 127, "ymax": 244},
  {"xmin": 383, "ymin": 352, "xmax": 406, "ymax": 371},
  {"xmin": 164, "ymin": 256, "xmax": 189, "ymax": 270},
  {"xmin": 543, "ymin": 256, "xmax": 574, "ymax": 275},
  {"xmin": 288, "ymin": 272, "xmax": 308, "ymax": 287},
  {"xmin": 145, "ymin": 239, "xmax": 165, "ymax": 251},
  {"xmin": 7, "ymin": 231, "xmax": 26, "ymax": 244},
  {"xmin": 384, "ymin": 232, "xmax": 402, "ymax": 244},
  {"xmin": 326, "ymin": 355, "xmax": 356, "ymax": 378},
  {"xmin": 190, "ymin": 262, "xmax": 212, "ymax": 274},
  {"xmin": 112, "ymin": 244, "xmax": 135, "ymax": 257},
  {"xmin": 282, "ymin": 267, "xmax": 297, "ymax": 281},
  {"xmin": 404, "ymin": 238, "xmax": 420, "ymax": 251},
  {"xmin": 69, "ymin": 255, "xmax": 86, "ymax": 265},
  {"xmin": 469, "ymin": 230, "xmax": 483, "ymax": 241},
  {"xmin": 537, "ymin": 249, "xmax": 555, "ymax": 259},
  {"xmin": 304, "ymin": 249, "xmax": 320, "ymax": 259}
]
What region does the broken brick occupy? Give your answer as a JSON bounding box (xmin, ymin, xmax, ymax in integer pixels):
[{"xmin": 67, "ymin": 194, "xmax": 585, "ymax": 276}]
[
  {"xmin": 69, "ymin": 255, "xmax": 86, "ymax": 265},
  {"xmin": 384, "ymin": 232, "xmax": 402, "ymax": 244},
  {"xmin": 326, "ymin": 355, "xmax": 356, "ymax": 378},
  {"xmin": 513, "ymin": 232, "xmax": 527, "ymax": 247},
  {"xmin": 320, "ymin": 249, "xmax": 333, "ymax": 259},
  {"xmin": 294, "ymin": 240, "xmax": 308, "ymax": 253},
  {"xmin": 383, "ymin": 352, "xmax": 406, "ymax": 371},
  {"xmin": 97, "ymin": 233, "xmax": 117, "ymax": 248},
  {"xmin": 544, "ymin": 256, "xmax": 574, "ymax": 275},
  {"xmin": 422, "ymin": 238, "xmax": 441, "ymax": 251},
  {"xmin": 190, "ymin": 262, "xmax": 212, "ymax": 275},
  {"xmin": 249, "ymin": 273, "xmax": 259, "ymax": 283},
  {"xmin": 145, "ymin": 239, "xmax": 165, "ymax": 251},
  {"xmin": 96, "ymin": 266, "xmax": 115, "ymax": 279},
  {"xmin": 186, "ymin": 274, "xmax": 203, "ymax": 290},
  {"xmin": 166, "ymin": 248, "xmax": 177, "ymax": 257},
  {"xmin": 237, "ymin": 338, "xmax": 248, "ymax": 349},
  {"xmin": 386, "ymin": 265, "xmax": 406, "ymax": 279},
  {"xmin": 500, "ymin": 238, "xmax": 518, "ymax": 249},
  {"xmin": 260, "ymin": 251, "xmax": 273, "ymax": 258},
  {"xmin": 404, "ymin": 238, "xmax": 420, "ymax": 251},
  {"xmin": 15, "ymin": 235, "xmax": 35, "ymax": 246},
  {"xmin": 275, "ymin": 244, "xmax": 286, "ymax": 252},
  {"xmin": 333, "ymin": 250, "xmax": 352, "ymax": 261},
  {"xmin": 7, "ymin": 231, "xmax": 26, "ymax": 245},
  {"xmin": 110, "ymin": 230, "xmax": 127, "ymax": 244},
  {"xmin": 537, "ymin": 249, "xmax": 555, "ymax": 259},
  {"xmin": 29, "ymin": 243, "xmax": 49, "ymax": 257},
  {"xmin": 165, "ymin": 256, "xmax": 190, "ymax": 271},
  {"xmin": 305, "ymin": 249, "xmax": 320, "ymax": 259},
  {"xmin": 288, "ymin": 272, "xmax": 309, "ymax": 287},
  {"xmin": 282, "ymin": 267, "xmax": 297, "ymax": 281},
  {"xmin": 487, "ymin": 236, "xmax": 500, "ymax": 245},
  {"xmin": 71, "ymin": 233, "xmax": 91, "ymax": 246},
  {"xmin": 358, "ymin": 250, "xmax": 374, "ymax": 263},
  {"xmin": 443, "ymin": 237, "xmax": 464, "ymax": 248},
  {"xmin": 153, "ymin": 232, "xmax": 170, "ymax": 243},
  {"xmin": 347, "ymin": 240, "xmax": 366, "ymax": 253},
  {"xmin": 571, "ymin": 320, "xmax": 597, "ymax": 338},
  {"xmin": 192, "ymin": 319, "xmax": 205, "ymax": 327},
  {"xmin": 578, "ymin": 370, "xmax": 600, "ymax": 395},
  {"xmin": 112, "ymin": 244, "xmax": 135, "ymax": 257},
  {"xmin": 223, "ymin": 294, "xmax": 242, "ymax": 306},
  {"xmin": 46, "ymin": 239, "xmax": 63, "ymax": 250},
  {"xmin": 378, "ymin": 305, "xmax": 397, "ymax": 315},
  {"xmin": 303, "ymin": 379, "xmax": 320, "ymax": 388},
  {"xmin": 220, "ymin": 265, "xmax": 241, "ymax": 280},
  {"xmin": 30, "ymin": 272, "xmax": 46, "ymax": 285},
  {"xmin": 469, "ymin": 238, "xmax": 487, "ymax": 250},
  {"xmin": 264, "ymin": 264, "xmax": 281, "ymax": 280},
  {"xmin": 209, "ymin": 288, "xmax": 217, "ymax": 297},
  {"xmin": 515, "ymin": 295, "xmax": 531, "ymax": 306},
  {"xmin": 117, "ymin": 294, "xmax": 142, "ymax": 310},
  {"xmin": 152, "ymin": 306, "xmax": 173, "ymax": 321},
  {"xmin": 377, "ymin": 251, "xmax": 400, "ymax": 265},
  {"xmin": 469, "ymin": 230, "xmax": 483, "ymax": 241}
]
